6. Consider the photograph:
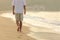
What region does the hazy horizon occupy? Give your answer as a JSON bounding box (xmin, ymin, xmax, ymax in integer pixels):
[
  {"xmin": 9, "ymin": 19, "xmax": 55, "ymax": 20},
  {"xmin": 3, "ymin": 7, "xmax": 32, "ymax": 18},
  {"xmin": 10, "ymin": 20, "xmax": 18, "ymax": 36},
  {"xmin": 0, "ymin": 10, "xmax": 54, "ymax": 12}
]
[{"xmin": 0, "ymin": 0, "xmax": 60, "ymax": 11}]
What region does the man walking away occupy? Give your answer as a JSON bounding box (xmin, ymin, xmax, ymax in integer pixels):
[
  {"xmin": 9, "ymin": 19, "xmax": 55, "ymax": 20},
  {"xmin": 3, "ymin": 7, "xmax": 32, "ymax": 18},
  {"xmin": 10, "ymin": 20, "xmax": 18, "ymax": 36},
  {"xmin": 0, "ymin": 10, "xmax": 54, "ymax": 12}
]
[{"xmin": 12, "ymin": 0, "xmax": 26, "ymax": 32}]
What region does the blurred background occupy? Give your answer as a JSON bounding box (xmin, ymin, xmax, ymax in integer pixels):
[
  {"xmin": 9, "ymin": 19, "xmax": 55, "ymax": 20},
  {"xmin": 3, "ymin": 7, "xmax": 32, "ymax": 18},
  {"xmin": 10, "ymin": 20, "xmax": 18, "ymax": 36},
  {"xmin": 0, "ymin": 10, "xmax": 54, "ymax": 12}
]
[{"xmin": 0, "ymin": 0, "xmax": 60, "ymax": 11}]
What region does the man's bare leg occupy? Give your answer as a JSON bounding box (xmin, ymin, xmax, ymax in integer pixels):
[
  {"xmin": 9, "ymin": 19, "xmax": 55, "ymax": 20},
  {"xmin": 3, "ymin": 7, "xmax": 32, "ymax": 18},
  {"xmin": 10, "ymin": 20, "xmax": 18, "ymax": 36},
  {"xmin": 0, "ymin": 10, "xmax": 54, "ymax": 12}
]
[
  {"xmin": 16, "ymin": 20, "xmax": 22, "ymax": 32},
  {"xmin": 19, "ymin": 21, "xmax": 22, "ymax": 32},
  {"xmin": 16, "ymin": 20, "xmax": 20, "ymax": 31}
]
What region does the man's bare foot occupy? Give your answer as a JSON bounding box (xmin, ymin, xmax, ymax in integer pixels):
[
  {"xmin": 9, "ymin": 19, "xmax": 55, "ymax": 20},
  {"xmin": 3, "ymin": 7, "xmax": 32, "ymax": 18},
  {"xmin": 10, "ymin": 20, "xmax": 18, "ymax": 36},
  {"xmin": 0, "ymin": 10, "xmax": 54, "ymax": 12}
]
[
  {"xmin": 19, "ymin": 29, "xmax": 22, "ymax": 32},
  {"xmin": 17, "ymin": 28, "xmax": 22, "ymax": 32},
  {"xmin": 17, "ymin": 27, "xmax": 19, "ymax": 31}
]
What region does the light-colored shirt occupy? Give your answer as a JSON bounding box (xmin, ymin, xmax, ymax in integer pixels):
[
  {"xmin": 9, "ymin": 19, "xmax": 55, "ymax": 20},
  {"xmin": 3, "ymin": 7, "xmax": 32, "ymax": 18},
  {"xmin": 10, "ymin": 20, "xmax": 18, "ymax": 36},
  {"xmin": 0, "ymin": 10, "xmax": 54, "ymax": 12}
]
[{"xmin": 12, "ymin": 0, "xmax": 26, "ymax": 13}]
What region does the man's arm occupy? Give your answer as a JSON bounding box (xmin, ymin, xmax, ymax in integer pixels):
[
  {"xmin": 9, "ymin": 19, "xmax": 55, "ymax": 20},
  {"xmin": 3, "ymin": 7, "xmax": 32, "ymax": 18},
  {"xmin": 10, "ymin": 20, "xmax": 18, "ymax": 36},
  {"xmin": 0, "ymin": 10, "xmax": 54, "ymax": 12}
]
[
  {"xmin": 13, "ymin": 5, "xmax": 15, "ymax": 15},
  {"xmin": 24, "ymin": 5, "xmax": 26, "ymax": 14}
]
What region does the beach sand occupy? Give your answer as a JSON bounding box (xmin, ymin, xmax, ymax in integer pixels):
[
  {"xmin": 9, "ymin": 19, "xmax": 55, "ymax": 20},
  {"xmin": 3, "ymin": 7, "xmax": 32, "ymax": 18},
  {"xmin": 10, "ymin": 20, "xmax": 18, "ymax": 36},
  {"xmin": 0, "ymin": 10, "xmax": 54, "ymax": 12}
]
[
  {"xmin": 0, "ymin": 11, "xmax": 60, "ymax": 40},
  {"xmin": 0, "ymin": 14, "xmax": 36, "ymax": 40}
]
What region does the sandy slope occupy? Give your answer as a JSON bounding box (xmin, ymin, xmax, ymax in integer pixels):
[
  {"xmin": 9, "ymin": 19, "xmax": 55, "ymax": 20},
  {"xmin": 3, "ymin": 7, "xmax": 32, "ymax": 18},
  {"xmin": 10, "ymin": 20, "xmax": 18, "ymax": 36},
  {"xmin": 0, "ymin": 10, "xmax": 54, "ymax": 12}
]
[{"xmin": 0, "ymin": 14, "xmax": 36, "ymax": 40}]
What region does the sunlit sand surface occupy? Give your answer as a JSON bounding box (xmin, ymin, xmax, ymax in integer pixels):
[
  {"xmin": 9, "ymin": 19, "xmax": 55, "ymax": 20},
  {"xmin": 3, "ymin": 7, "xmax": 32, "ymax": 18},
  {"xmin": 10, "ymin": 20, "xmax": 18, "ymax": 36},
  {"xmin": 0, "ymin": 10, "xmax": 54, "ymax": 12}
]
[{"xmin": 0, "ymin": 11, "xmax": 60, "ymax": 40}]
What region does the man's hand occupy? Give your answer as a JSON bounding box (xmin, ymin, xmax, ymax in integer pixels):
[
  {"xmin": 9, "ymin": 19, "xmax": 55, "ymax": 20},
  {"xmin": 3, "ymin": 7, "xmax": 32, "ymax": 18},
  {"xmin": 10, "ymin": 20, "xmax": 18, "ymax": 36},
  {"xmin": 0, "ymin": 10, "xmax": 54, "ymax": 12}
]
[
  {"xmin": 13, "ymin": 6, "xmax": 15, "ymax": 15},
  {"xmin": 24, "ymin": 5, "xmax": 26, "ymax": 15},
  {"xmin": 13, "ymin": 11, "xmax": 15, "ymax": 15},
  {"xmin": 24, "ymin": 10, "xmax": 26, "ymax": 15}
]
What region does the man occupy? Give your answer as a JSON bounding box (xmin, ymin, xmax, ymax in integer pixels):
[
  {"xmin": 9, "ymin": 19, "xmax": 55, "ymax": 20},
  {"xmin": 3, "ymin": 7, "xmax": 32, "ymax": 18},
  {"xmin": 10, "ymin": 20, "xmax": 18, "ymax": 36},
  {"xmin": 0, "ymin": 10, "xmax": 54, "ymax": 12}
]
[{"xmin": 12, "ymin": 0, "xmax": 26, "ymax": 32}]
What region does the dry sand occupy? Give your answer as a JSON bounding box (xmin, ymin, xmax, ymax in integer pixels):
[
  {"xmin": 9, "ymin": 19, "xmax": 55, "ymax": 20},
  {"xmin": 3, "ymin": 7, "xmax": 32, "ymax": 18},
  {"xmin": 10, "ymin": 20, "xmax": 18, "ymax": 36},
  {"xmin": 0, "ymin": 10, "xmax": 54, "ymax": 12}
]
[{"xmin": 0, "ymin": 12, "xmax": 36, "ymax": 40}]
